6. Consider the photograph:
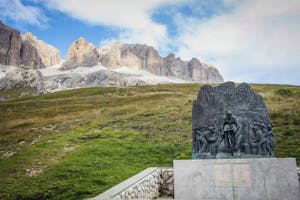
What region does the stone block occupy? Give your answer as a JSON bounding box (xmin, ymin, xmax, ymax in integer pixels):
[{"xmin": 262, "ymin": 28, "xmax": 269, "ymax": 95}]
[{"xmin": 174, "ymin": 158, "xmax": 300, "ymax": 200}]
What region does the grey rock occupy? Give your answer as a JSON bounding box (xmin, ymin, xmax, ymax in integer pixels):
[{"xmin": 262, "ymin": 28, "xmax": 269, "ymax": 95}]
[
  {"xmin": 0, "ymin": 21, "xmax": 54, "ymax": 69},
  {"xmin": 0, "ymin": 21, "xmax": 22, "ymax": 66},
  {"xmin": 174, "ymin": 159, "xmax": 300, "ymax": 200},
  {"xmin": 192, "ymin": 82, "xmax": 275, "ymax": 159},
  {"xmin": 61, "ymin": 37, "xmax": 99, "ymax": 70},
  {"xmin": 84, "ymin": 70, "xmax": 146, "ymax": 87},
  {"xmin": 20, "ymin": 41, "xmax": 44, "ymax": 69},
  {"xmin": 22, "ymin": 32, "xmax": 61, "ymax": 67},
  {"xmin": 43, "ymin": 73, "xmax": 84, "ymax": 90},
  {"xmin": 43, "ymin": 69, "xmax": 146, "ymax": 92},
  {"xmin": 0, "ymin": 65, "xmax": 44, "ymax": 99},
  {"xmin": 99, "ymin": 42, "xmax": 224, "ymax": 83}
]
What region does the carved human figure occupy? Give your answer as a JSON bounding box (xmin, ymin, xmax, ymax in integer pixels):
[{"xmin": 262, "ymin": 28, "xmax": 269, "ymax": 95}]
[
  {"xmin": 194, "ymin": 128, "xmax": 208, "ymax": 152},
  {"xmin": 250, "ymin": 123, "xmax": 268, "ymax": 155},
  {"xmin": 206, "ymin": 126, "xmax": 219, "ymax": 158},
  {"xmin": 265, "ymin": 124, "xmax": 275, "ymax": 156},
  {"xmin": 195, "ymin": 126, "xmax": 219, "ymax": 157},
  {"xmin": 222, "ymin": 111, "xmax": 238, "ymax": 156},
  {"xmin": 192, "ymin": 82, "xmax": 276, "ymax": 159}
]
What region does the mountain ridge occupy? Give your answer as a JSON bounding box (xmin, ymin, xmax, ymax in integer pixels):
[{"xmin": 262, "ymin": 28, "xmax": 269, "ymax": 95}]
[
  {"xmin": 0, "ymin": 21, "xmax": 224, "ymax": 99},
  {"xmin": 0, "ymin": 21, "xmax": 60, "ymax": 68},
  {"xmin": 97, "ymin": 42, "xmax": 223, "ymax": 83}
]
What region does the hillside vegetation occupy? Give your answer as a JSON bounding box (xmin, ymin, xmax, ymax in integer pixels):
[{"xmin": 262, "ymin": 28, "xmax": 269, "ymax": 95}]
[{"xmin": 0, "ymin": 83, "xmax": 299, "ymax": 199}]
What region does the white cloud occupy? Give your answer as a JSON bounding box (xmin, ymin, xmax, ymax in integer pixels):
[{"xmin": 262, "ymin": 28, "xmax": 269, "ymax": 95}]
[
  {"xmin": 0, "ymin": 0, "xmax": 47, "ymax": 27},
  {"xmin": 174, "ymin": 0, "xmax": 300, "ymax": 85},
  {"xmin": 46, "ymin": 0, "xmax": 183, "ymax": 51},
  {"xmin": 1, "ymin": 0, "xmax": 299, "ymax": 84}
]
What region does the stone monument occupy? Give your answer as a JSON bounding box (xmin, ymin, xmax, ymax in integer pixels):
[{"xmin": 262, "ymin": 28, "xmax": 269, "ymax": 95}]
[
  {"xmin": 174, "ymin": 82, "xmax": 300, "ymax": 200},
  {"xmin": 192, "ymin": 82, "xmax": 275, "ymax": 159}
]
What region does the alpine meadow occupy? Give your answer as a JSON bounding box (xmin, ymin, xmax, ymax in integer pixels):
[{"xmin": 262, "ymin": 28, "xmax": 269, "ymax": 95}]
[{"xmin": 0, "ymin": 83, "xmax": 299, "ymax": 199}]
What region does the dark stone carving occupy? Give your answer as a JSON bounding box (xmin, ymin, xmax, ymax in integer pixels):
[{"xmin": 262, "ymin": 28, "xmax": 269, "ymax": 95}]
[{"xmin": 192, "ymin": 82, "xmax": 275, "ymax": 159}]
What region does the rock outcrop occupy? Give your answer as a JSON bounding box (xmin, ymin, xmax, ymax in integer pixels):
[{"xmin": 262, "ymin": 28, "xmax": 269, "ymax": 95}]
[
  {"xmin": 0, "ymin": 21, "xmax": 225, "ymax": 99},
  {"xmin": 0, "ymin": 21, "xmax": 60, "ymax": 68},
  {"xmin": 61, "ymin": 37, "xmax": 99, "ymax": 70},
  {"xmin": 20, "ymin": 40, "xmax": 44, "ymax": 68},
  {"xmin": 22, "ymin": 32, "xmax": 60, "ymax": 67},
  {"xmin": 43, "ymin": 69, "xmax": 146, "ymax": 91},
  {"xmin": 99, "ymin": 42, "xmax": 223, "ymax": 83},
  {"xmin": 0, "ymin": 21, "xmax": 22, "ymax": 66},
  {"xmin": 0, "ymin": 65, "xmax": 44, "ymax": 100}
]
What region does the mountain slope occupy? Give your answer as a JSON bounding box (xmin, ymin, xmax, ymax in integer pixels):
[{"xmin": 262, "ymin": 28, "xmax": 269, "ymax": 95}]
[
  {"xmin": 0, "ymin": 22, "xmax": 224, "ymax": 100},
  {"xmin": 0, "ymin": 84, "xmax": 299, "ymax": 199}
]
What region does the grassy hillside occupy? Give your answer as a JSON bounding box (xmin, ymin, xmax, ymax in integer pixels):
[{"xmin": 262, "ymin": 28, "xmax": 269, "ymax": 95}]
[{"xmin": 0, "ymin": 83, "xmax": 299, "ymax": 199}]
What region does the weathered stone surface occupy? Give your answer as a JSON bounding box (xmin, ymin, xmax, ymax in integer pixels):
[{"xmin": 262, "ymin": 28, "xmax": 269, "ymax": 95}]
[
  {"xmin": 88, "ymin": 167, "xmax": 174, "ymax": 200},
  {"xmin": 20, "ymin": 41, "xmax": 44, "ymax": 69},
  {"xmin": 192, "ymin": 82, "xmax": 275, "ymax": 159},
  {"xmin": 99, "ymin": 42, "xmax": 223, "ymax": 83},
  {"xmin": 22, "ymin": 32, "xmax": 60, "ymax": 67},
  {"xmin": 0, "ymin": 21, "xmax": 22, "ymax": 66},
  {"xmin": 0, "ymin": 21, "xmax": 59, "ymax": 68},
  {"xmin": 43, "ymin": 69, "xmax": 146, "ymax": 92},
  {"xmin": 0, "ymin": 65, "xmax": 44, "ymax": 99},
  {"xmin": 160, "ymin": 168, "xmax": 174, "ymax": 198},
  {"xmin": 89, "ymin": 168, "xmax": 161, "ymax": 200},
  {"xmin": 61, "ymin": 37, "xmax": 99, "ymax": 70},
  {"xmin": 174, "ymin": 159, "xmax": 300, "ymax": 200},
  {"xmin": 84, "ymin": 70, "xmax": 146, "ymax": 87}
]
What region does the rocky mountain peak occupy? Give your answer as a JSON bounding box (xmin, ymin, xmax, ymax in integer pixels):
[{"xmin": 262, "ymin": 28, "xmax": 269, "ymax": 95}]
[
  {"xmin": 0, "ymin": 21, "xmax": 61, "ymax": 68},
  {"xmin": 76, "ymin": 37, "xmax": 88, "ymax": 44},
  {"xmin": 61, "ymin": 37, "xmax": 99, "ymax": 70},
  {"xmin": 0, "ymin": 21, "xmax": 224, "ymax": 92},
  {"xmin": 22, "ymin": 32, "xmax": 61, "ymax": 67},
  {"xmin": 0, "ymin": 21, "xmax": 22, "ymax": 66},
  {"xmin": 165, "ymin": 53, "xmax": 175, "ymax": 60},
  {"xmin": 22, "ymin": 32, "xmax": 38, "ymax": 41},
  {"xmin": 98, "ymin": 42, "xmax": 223, "ymax": 83}
]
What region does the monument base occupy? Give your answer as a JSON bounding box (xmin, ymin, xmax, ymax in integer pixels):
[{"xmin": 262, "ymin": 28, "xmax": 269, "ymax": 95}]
[{"xmin": 174, "ymin": 158, "xmax": 300, "ymax": 200}]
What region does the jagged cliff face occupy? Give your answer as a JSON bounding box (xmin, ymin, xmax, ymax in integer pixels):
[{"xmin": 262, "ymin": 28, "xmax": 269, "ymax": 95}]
[
  {"xmin": 0, "ymin": 21, "xmax": 224, "ymax": 100},
  {"xmin": 0, "ymin": 21, "xmax": 61, "ymax": 69},
  {"xmin": 61, "ymin": 37, "xmax": 99, "ymax": 70},
  {"xmin": 0, "ymin": 21, "xmax": 22, "ymax": 66},
  {"xmin": 98, "ymin": 42, "xmax": 163, "ymax": 72},
  {"xmin": 99, "ymin": 42, "xmax": 224, "ymax": 83},
  {"xmin": 22, "ymin": 32, "xmax": 60, "ymax": 67},
  {"xmin": 20, "ymin": 41, "xmax": 44, "ymax": 68}
]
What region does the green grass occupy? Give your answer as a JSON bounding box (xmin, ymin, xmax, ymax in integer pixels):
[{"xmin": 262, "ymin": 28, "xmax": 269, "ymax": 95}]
[
  {"xmin": 0, "ymin": 83, "xmax": 299, "ymax": 199},
  {"xmin": 0, "ymin": 83, "xmax": 39, "ymax": 100}
]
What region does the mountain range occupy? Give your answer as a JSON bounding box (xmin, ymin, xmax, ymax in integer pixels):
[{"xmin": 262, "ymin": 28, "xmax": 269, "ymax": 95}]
[{"xmin": 0, "ymin": 21, "xmax": 223, "ymax": 100}]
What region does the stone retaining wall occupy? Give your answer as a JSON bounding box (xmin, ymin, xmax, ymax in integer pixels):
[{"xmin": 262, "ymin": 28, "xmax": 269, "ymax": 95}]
[
  {"xmin": 90, "ymin": 166, "xmax": 299, "ymax": 200},
  {"xmin": 160, "ymin": 168, "xmax": 174, "ymax": 197},
  {"xmin": 89, "ymin": 167, "xmax": 174, "ymax": 200}
]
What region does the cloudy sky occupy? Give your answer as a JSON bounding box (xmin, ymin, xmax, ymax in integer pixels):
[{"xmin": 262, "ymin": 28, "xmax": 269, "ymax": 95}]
[{"xmin": 0, "ymin": 0, "xmax": 299, "ymax": 85}]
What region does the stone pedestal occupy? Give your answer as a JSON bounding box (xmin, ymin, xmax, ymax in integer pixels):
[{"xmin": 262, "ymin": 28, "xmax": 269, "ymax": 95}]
[{"xmin": 174, "ymin": 158, "xmax": 300, "ymax": 200}]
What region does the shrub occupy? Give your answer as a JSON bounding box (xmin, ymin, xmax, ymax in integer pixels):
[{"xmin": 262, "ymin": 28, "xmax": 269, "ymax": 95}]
[{"xmin": 274, "ymin": 88, "xmax": 293, "ymax": 96}]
